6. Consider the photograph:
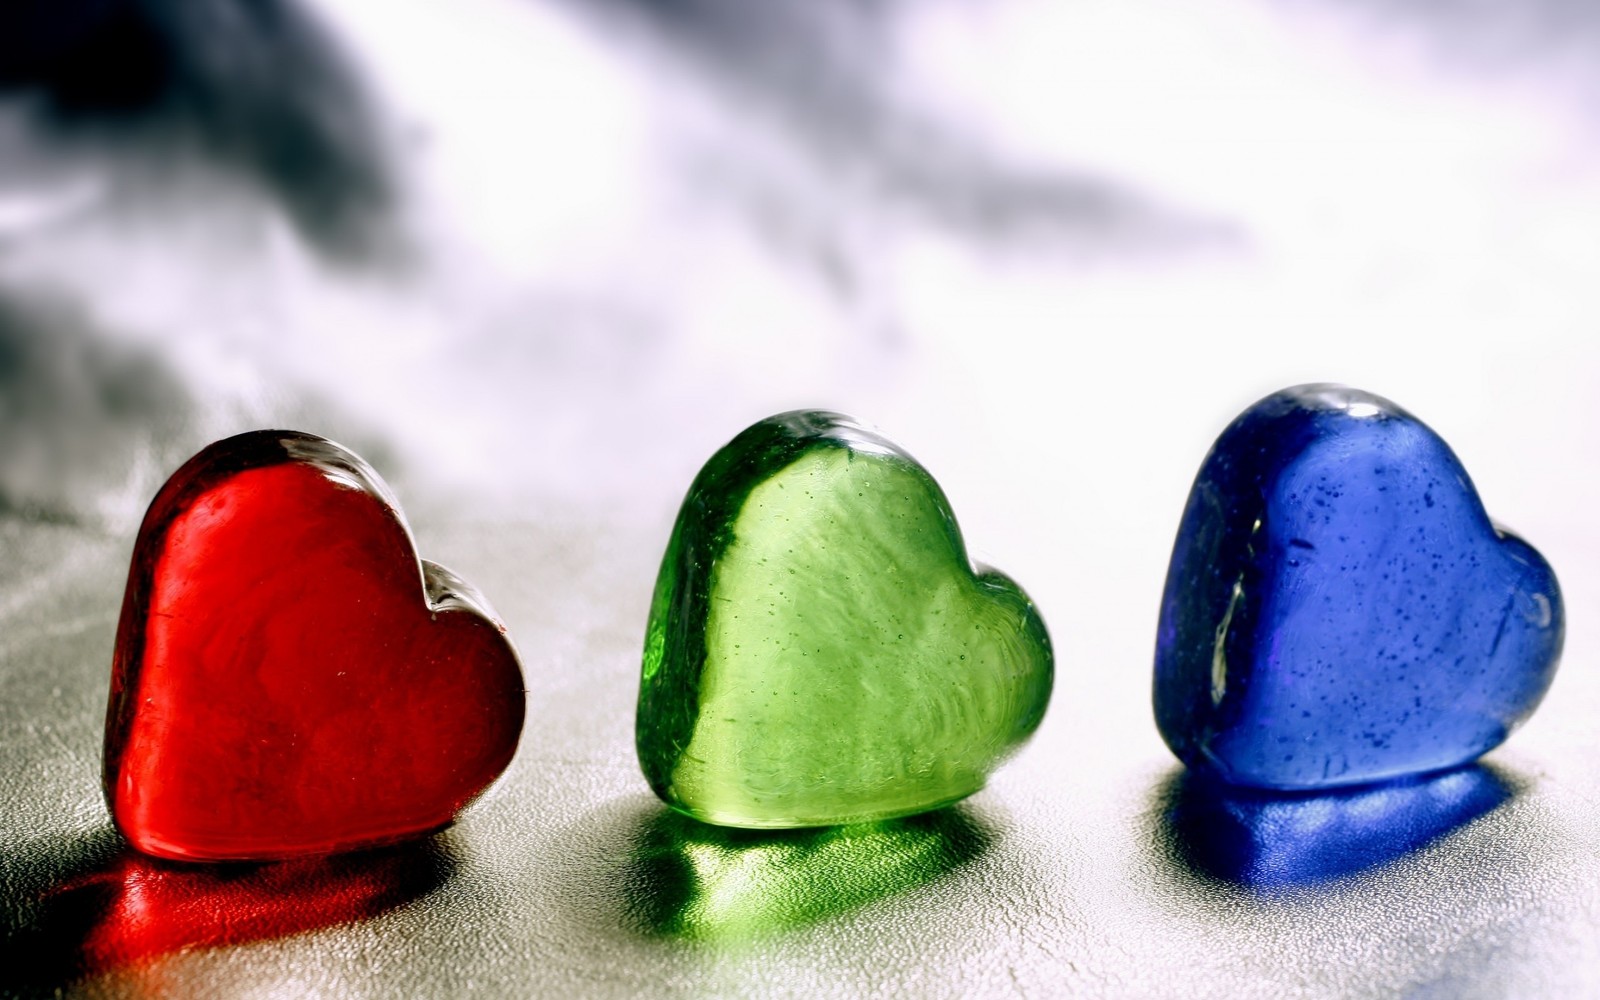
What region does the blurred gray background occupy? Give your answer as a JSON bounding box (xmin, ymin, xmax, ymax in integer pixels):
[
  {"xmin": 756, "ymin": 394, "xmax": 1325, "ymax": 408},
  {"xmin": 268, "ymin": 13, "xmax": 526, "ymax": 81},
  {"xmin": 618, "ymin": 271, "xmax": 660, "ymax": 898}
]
[{"xmin": 1, "ymin": 0, "xmax": 1597, "ymax": 996}]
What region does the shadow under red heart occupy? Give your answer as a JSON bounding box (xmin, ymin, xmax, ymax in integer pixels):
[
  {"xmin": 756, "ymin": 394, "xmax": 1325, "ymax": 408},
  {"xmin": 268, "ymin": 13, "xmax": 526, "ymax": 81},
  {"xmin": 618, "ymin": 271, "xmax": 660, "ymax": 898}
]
[
  {"xmin": 12, "ymin": 839, "xmax": 456, "ymax": 982},
  {"xmin": 105, "ymin": 431, "xmax": 525, "ymax": 861}
]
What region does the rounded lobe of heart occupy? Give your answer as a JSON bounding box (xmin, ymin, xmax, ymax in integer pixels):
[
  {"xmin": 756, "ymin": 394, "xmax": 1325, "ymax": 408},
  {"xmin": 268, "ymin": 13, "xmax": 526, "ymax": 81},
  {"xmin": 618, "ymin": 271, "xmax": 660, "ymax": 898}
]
[{"xmin": 105, "ymin": 440, "xmax": 525, "ymax": 861}]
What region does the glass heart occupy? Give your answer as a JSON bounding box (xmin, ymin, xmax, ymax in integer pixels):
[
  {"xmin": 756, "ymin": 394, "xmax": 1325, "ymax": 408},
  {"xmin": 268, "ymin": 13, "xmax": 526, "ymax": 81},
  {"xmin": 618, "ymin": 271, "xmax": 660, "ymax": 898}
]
[
  {"xmin": 104, "ymin": 431, "xmax": 526, "ymax": 860},
  {"xmin": 1155, "ymin": 385, "xmax": 1564, "ymax": 789},
  {"xmin": 637, "ymin": 411, "xmax": 1053, "ymax": 828}
]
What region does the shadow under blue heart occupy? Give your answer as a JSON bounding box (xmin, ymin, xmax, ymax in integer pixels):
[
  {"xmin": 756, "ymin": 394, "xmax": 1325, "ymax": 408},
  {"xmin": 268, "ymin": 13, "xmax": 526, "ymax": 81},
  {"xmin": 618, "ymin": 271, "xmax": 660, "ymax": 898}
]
[{"xmin": 1150, "ymin": 762, "xmax": 1523, "ymax": 891}]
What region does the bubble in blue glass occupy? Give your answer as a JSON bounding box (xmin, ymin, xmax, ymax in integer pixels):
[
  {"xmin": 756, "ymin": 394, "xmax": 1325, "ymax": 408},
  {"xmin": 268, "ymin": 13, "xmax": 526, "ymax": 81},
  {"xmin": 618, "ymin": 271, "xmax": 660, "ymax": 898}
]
[{"xmin": 1154, "ymin": 384, "xmax": 1564, "ymax": 789}]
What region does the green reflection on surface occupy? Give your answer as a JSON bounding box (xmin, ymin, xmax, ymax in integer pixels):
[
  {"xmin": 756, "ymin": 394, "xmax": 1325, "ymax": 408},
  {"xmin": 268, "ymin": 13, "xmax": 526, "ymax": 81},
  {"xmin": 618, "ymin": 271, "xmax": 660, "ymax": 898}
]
[{"xmin": 624, "ymin": 806, "xmax": 992, "ymax": 941}]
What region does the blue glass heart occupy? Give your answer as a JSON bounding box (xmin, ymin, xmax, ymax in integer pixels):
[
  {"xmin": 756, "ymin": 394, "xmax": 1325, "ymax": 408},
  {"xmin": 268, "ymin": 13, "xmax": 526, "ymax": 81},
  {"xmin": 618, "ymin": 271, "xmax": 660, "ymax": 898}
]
[{"xmin": 1154, "ymin": 385, "xmax": 1564, "ymax": 789}]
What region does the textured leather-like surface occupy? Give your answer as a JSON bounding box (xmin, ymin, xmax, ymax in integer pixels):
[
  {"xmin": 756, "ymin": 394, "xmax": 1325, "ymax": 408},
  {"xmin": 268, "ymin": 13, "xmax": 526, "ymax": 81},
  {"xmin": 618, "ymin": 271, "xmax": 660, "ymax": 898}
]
[
  {"xmin": 4, "ymin": 0, "xmax": 1600, "ymax": 995},
  {"xmin": 5, "ymin": 510, "xmax": 1600, "ymax": 998}
]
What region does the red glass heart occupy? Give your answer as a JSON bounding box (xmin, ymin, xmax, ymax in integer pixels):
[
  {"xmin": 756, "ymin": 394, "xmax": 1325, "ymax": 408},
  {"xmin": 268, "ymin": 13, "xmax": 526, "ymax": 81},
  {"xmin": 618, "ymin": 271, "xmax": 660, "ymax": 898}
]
[{"xmin": 104, "ymin": 431, "xmax": 525, "ymax": 861}]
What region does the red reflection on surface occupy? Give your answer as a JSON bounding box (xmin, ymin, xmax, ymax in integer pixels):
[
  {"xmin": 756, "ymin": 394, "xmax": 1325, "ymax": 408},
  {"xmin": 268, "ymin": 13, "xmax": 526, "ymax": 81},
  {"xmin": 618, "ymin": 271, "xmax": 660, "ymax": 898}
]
[
  {"xmin": 105, "ymin": 432, "xmax": 525, "ymax": 861},
  {"xmin": 44, "ymin": 844, "xmax": 452, "ymax": 972}
]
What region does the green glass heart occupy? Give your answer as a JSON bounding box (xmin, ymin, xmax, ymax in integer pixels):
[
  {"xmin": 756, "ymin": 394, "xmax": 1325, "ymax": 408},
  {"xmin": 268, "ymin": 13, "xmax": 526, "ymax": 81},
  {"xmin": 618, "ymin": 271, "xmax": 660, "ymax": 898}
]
[{"xmin": 637, "ymin": 411, "xmax": 1054, "ymax": 828}]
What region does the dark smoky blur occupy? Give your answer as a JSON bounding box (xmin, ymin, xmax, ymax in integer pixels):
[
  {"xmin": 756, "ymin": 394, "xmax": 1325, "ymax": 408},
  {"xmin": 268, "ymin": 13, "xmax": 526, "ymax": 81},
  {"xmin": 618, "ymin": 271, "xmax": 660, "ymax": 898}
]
[
  {"xmin": 0, "ymin": 292, "xmax": 194, "ymax": 527},
  {"xmin": 0, "ymin": 0, "xmax": 1227, "ymax": 532},
  {"xmin": 0, "ymin": 0, "xmax": 1595, "ymax": 533},
  {"xmin": 0, "ymin": 0, "xmax": 403, "ymax": 531},
  {"xmin": 574, "ymin": 0, "xmax": 1231, "ymax": 249},
  {"xmin": 0, "ymin": 0, "xmax": 392, "ymax": 256}
]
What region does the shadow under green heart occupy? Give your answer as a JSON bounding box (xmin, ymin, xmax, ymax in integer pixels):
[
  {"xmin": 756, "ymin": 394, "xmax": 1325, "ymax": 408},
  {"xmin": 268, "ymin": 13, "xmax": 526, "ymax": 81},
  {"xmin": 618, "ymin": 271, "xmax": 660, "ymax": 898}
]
[{"xmin": 623, "ymin": 805, "xmax": 993, "ymax": 942}]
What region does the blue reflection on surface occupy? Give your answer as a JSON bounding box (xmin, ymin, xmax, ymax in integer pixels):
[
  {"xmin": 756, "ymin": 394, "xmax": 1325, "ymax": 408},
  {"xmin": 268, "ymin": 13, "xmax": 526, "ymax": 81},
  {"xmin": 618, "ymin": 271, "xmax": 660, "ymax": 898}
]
[
  {"xmin": 1158, "ymin": 763, "xmax": 1518, "ymax": 889},
  {"xmin": 1155, "ymin": 384, "xmax": 1564, "ymax": 789}
]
